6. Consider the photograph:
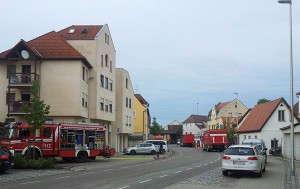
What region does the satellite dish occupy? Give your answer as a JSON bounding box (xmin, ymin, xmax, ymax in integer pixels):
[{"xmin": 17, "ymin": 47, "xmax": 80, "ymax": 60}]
[{"xmin": 21, "ymin": 50, "xmax": 29, "ymax": 59}]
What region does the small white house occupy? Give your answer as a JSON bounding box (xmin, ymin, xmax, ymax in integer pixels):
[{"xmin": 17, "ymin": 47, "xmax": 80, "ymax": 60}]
[
  {"xmin": 237, "ymin": 97, "xmax": 299, "ymax": 154},
  {"xmin": 182, "ymin": 114, "xmax": 208, "ymax": 140}
]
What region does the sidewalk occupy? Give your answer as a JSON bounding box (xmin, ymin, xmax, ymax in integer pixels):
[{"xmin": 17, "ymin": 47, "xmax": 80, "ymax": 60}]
[{"xmin": 165, "ymin": 156, "xmax": 297, "ymax": 189}]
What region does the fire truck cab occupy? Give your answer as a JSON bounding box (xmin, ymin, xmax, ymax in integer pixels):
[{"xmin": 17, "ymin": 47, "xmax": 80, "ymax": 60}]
[{"xmin": 0, "ymin": 122, "xmax": 115, "ymax": 162}]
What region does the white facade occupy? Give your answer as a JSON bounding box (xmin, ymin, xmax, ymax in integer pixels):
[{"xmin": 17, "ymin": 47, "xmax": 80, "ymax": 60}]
[
  {"xmin": 238, "ymin": 102, "xmax": 298, "ymax": 155},
  {"xmin": 111, "ymin": 68, "xmax": 134, "ymax": 152}
]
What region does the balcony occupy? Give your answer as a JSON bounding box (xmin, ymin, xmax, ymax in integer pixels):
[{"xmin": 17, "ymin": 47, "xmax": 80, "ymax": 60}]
[
  {"xmin": 8, "ymin": 101, "xmax": 31, "ymax": 115},
  {"xmin": 8, "ymin": 73, "xmax": 39, "ymax": 88}
]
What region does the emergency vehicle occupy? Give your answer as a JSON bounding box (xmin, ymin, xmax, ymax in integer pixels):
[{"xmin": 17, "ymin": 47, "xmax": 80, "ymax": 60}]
[
  {"xmin": 201, "ymin": 129, "xmax": 228, "ymax": 152},
  {"xmin": 0, "ymin": 122, "xmax": 115, "ymax": 162}
]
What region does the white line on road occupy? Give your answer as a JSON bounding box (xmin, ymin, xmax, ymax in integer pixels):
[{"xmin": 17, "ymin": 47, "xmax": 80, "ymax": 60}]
[
  {"xmin": 103, "ymin": 169, "xmax": 114, "ymax": 171},
  {"xmin": 118, "ymin": 186, "xmax": 130, "ymax": 189},
  {"xmin": 196, "ymin": 165, "xmax": 201, "ymax": 167},
  {"xmin": 203, "ymin": 163, "xmax": 208, "ymax": 165},
  {"xmin": 83, "ymin": 172, "xmax": 95, "ymax": 175},
  {"xmin": 160, "ymin": 175, "xmax": 168, "ymax": 178},
  {"xmin": 55, "ymin": 176, "xmax": 71, "ymax": 179},
  {"xmin": 186, "ymin": 168, "xmax": 192, "ymax": 170},
  {"xmin": 174, "ymin": 171, "xmax": 182, "ymax": 174},
  {"xmin": 120, "ymin": 166, "xmax": 129, "ymax": 169},
  {"xmin": 139, "ymin": 179, "xmax": 152, "ymax": 183},
  {"xmin": 20, "ymin": 181, "xmax": 40, "ymax": 185}
]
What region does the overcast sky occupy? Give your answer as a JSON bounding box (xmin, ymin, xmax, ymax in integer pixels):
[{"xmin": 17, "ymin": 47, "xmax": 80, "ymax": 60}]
[{"xmin": 1, "ymin": 0, "xmax": 300, "ymax": 126}]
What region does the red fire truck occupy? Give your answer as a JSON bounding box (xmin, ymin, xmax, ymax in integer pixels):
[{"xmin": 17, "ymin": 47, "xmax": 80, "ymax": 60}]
[
  {"xmin": 201, "ymin": 129, "xmax": 228, "ymax": 152},
  {"xmin": 0, "ymin": 122, "xmax": 115, "ymax": 162}
]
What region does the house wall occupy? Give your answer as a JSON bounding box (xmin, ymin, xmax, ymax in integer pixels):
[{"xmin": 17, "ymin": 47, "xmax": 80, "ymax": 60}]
[
  {"xmin": 0, "ymin": 61, "xmax": 8, "ymax": 122},
  {"xmin": 133, "ymin": 96, "xmax": 147, "ymax": 139},
  {"xmin": 282, "ymin": 125, "xmax": 300, "ymax": 160},
  {"xmin": 183, "ymin": 123, "xmax": 201, "ymax": 136},
  {"xmin": 111, "ymin": 68, "xmax": 134, "ymax": 152}
]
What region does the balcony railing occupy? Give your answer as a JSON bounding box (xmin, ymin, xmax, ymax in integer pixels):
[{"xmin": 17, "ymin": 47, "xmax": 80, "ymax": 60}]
[
  {"xmin": 8, "ymin": 73, "xmax": 39, "ymax": 86},
  {"xmin": 8, "ymin": 101, "xmax": 32, "ymax": 114}
]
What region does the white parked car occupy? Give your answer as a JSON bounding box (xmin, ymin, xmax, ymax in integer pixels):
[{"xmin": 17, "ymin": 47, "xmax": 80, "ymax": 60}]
[
  {"xmin": 144, "ymin": 140, "xmax": 168, "ymax": 154},
  {"xmin": 221, "ymin": 144, "xmax": 266, "ymax": 177},
  {"xmin": 123, "ymin": 143, "xmax": 157, "ymax": 155}
]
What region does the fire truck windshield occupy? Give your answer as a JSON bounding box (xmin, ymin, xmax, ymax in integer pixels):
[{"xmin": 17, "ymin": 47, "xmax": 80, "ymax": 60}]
[{"xmin": 3, "ymin": 127, "xmax": 15, "ymax": 140}]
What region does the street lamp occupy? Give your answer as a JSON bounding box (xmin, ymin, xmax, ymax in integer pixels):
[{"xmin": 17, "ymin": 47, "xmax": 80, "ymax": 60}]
[{"xmin": 278, "ymin": 0, "xmax": 295, "ymax": 175}]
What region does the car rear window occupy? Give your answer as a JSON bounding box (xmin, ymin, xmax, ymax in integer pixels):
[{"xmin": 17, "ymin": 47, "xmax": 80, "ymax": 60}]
[{"xmin": 225, "ymin": 147, "xmax": 255, "ymax": 156}]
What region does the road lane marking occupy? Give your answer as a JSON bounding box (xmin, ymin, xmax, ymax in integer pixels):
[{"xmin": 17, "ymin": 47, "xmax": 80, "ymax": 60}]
[
  {"xmin": 160, "ymin": 175, "xmax": 168, "ymax": 178},
  {"xmin": 203, "ymin": 163, "xmax": 208, "ymax": 165},
  {"xmin": 55, "ymin": 176, "xmax": 71, "ymax": 179},
  {"xmin": 103, "ymin": 169, "xmax": 114, "ymax": 171},
  {"xmin": 196, "ymin": 165, "xmax": 201, "ymax": 167},
  {"xmin": 118, "ymin": 186, "xmax": 130, "ymax": 189},
  {"xmin": 20, "ymin": 181, "xmax": 40, "ymax": 185},
  {"xmin": 186, "ymin": 168, "xmax": 192, "ymax": 170},
  {"xmin": 139, "ymin": 179, "xmax": 152, "ymax": 183},
  {"xmin": 174, "ymin": 171, "xmax": 182, "ymax": 174},
  {"xmin": 120, "ymin": 166, "xmax": 129, "ymax": 169},
  {"xmin": 83, "ymin": 172, "xmax": 95, "ymax": 175}
]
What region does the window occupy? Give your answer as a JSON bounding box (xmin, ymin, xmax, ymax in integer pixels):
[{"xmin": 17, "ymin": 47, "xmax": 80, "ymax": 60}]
[
  {"xmin": 105, "ymin": 54, "xmax": 109, "ymax": 67},
  {"xmin": 126, "ymin": 97, "xmax": 128, "ymax": 107},
  {"xmin": 129, "ymin": 116, "xmax": 131, "ymax": 126},
  {"xmin": 101, "ymin": 55, "xmax": 103, "ymax": 67},
  {"xmin": 126, "ymin": 78, "xmax": 128, "ymax": 89},
  {"xmin": 248, "ymin": 135, "xmax": 251, "ymax": 139},
  {"xmin": 109, "ymin": 102, "xmax": 112, "ymax": 113},
  {"xmin": 255, "ymin": 135, "xmax": 257, "ymax": 139},
  {"xmin": 244, "ymin": 135, "xmax": 246, "ymax": 139},
  {"xmin": 129, "ymin": 99, "xmax": 131, "ymax": 108},
  {"xmin": 110, "ymin": 61, "xmax": 112, "ymax": 72},
  {"xmin": 18, "ymin": 129, "xmax": 31, "ymax": 139},
  {"xmin": 82, "ymin": 97, "xmax": 85, "ymax": 107},
  {"xmin": 100, "ymin": 75, "xmax": 104, "ymax": 87},
  {"xmin": 228, "ymin": 113, "xmax": 232, "ymax": 117},
  {"xmin": 126, "ymin": 115, "xmax": 128, "ymax": 126},
  {"xmin": 6, "ymin": 92, "xmax": 15, "ymax": 104},
  {"xmin": 100, "ymin": 98, "xmax": 104, "ymax": 110},
  {"xmin": 105, "ymin": 33, "xmax": 110, "ymax": 44},
  {"xmin": 105, "ymin": 77, "xmax": 108, "ymax": 89},
  {"xmin": 109, "ymin": 79, "xmax": 113, "ymax": 91},
  {"xmin": 82, "ymin": 93, "xmax": 88, "ymax": 108},
  {"xmin": 7, "ymin": 65, "xmax": 16, "ymax": 78},
  {"xmin": 44, "ymin": 128, "xmax": 52, "ymax": 138},
  {"xmin": 278, "ymin": 110, "xmax": 285, "ymax": 121},
  {"xmin": 82, "ymin": 67, "xmax": 85, "ymax": 81}
]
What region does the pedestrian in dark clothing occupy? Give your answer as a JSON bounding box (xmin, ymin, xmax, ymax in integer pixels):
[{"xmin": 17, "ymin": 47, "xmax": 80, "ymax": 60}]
[{"xmin": 159, "ymin": 143, "xmax": 164, "ymax": 154}]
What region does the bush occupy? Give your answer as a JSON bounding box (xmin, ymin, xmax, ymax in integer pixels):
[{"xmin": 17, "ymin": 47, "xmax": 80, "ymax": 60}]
[{"xmin": 13, "ymin": 154, "xmax": 56, "ymax": 169}]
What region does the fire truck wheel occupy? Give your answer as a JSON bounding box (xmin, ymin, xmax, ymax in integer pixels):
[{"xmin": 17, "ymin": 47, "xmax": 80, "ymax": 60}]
[
  {"xmin": 130, "ymin": 150, "xmax": 136, "ymax": 155},
  {"xmin": 75, "ymin": 151, "xmax": 88, "ymax": 163},
  {"xmin": 25, "ymin": 149, "xmax": 41, "ymax": 159}
]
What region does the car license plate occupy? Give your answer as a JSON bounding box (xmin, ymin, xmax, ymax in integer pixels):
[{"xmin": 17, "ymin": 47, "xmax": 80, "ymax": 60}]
[{"xmin": 233, "ymin": 161, "xmax": 246, "ymax": 165}]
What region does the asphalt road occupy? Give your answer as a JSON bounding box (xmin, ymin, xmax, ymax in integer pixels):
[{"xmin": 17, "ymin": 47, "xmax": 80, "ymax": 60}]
[{"xmin": 1, "ymin": 145, "xmax": 222, "ymax": 189}]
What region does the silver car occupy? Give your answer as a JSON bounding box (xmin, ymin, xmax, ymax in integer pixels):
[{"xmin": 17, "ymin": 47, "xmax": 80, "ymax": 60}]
[
  {"xmin": 222, "ymin": 145, "xmax": 266, "ymax": 177},
  {"xmin": 123, "ymin": 143, "xmax": 157, "ymax": 155}
]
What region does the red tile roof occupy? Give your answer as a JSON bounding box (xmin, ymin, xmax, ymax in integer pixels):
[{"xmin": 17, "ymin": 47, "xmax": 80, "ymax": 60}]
[
  {"xmin": 237, "ymin": 98, "xmax": 285, "ymax": 133},
  {"xmin": 0, "ymin": 30, "xmax": 92, "ymax": 68},
  {"xmin": 216, "ymin": 101, "xmax": 230, "ymax": 111},
  {"xmin": 58, "ymin": 25, "xmax": 103, "ymax": 40}
]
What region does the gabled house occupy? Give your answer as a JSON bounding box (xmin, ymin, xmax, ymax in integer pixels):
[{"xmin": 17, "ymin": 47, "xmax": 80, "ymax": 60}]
[
  {"xmin": 182, "ymin": 114, "xmax": 208, "ymax": 140},
  {"xmin": 161, "ymin": 120, "xmax": 183, "ymax": 144},
  {"xmin": 111, "ymin": 68, "xmax": 135, "ymax": 152},
  {"xmin": 0, "ymin": 25, "xmax": 116, "ymax": 144},
  {"xmin": 207, "ymin": 99, "xmax": 248, "ymax": 130},
  {"xmin": 130, "ymin": 94, "xmax": 150, "ymax": 145},
  {"xmin": 237, "ymin": 97, "xmax": 299, "ymax": 155}
]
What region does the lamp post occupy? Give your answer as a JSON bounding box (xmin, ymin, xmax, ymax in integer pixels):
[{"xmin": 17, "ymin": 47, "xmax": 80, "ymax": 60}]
[
  {"xmin": 278, "ymin": 0, "xmax": 295, "ymax": 175},
  {"xmin": 234, "ymin": 92, "xmax": 239, "ymax": 144}
]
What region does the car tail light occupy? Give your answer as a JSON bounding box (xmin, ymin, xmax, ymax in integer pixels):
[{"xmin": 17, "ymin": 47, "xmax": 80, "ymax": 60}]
[
  {"xmin": 1, "ymin": 154, "xmax": 8, "ymax": 160},
  {"xmin": 223, "ymin": 155, "xmax": 231, "ymax": 160},
  {"xmin": 247, "ymin": 156, "xmax": 258, "ymax": 160}
]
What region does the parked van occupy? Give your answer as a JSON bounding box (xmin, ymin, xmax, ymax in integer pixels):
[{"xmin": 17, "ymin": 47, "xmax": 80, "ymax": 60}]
[
  {"xmin": 242, "ymin": 139, "xmax": 267, "ymax": 163},
  {"xmin": 144, "ymin": 140, "xmax": 168, "ymax": 154}
]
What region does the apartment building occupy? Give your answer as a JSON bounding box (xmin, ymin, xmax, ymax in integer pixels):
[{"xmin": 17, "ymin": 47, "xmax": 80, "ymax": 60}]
[
  {"xmin": 0, "ymin": 25, "xmax": 116, "ymax": 144},
  {"xmin": 111, "ymin": 68, "xmax": 135, "ymax": 152}
]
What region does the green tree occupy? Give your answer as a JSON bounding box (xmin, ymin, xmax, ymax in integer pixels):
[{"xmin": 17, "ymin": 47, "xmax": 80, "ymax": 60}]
[
  {"xmin": 23, "ymin": 80, "xmax": 51, "ymax": 159},
  {"xmin": 257, "ymin": 98, "xmax": 270, "ymax": 105},
  {"xmin": 149, "ymin": 118, "xmax": 163, "ymax": 136},
  {"xmin": 227, "ymin": 127, "xmax": 236, "ymax": 145}
]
